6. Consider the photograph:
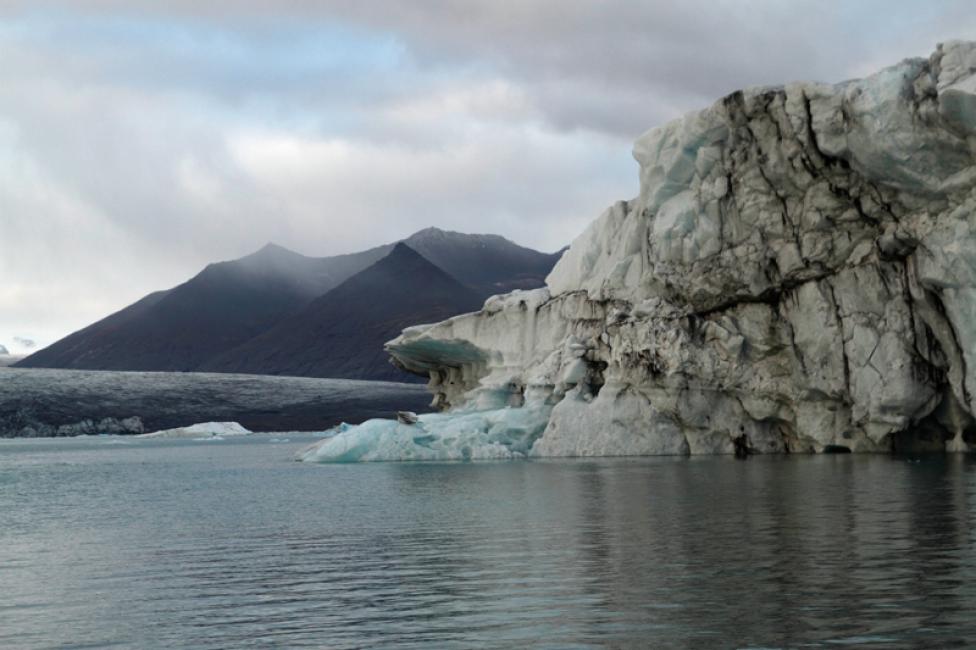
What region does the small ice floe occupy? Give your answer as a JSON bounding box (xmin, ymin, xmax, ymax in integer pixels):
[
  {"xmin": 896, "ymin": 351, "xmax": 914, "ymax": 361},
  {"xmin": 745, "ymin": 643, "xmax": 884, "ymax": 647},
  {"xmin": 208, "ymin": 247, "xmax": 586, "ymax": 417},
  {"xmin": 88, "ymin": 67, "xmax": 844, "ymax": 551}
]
[{"xmin": 137, "ymin": 422, "xmax": 251, "ymax": 439}]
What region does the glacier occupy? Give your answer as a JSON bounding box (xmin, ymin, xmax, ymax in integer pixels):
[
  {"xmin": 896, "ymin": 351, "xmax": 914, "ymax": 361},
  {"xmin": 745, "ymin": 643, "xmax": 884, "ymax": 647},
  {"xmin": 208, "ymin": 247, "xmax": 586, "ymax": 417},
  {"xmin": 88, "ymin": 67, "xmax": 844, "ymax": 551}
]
[{"xmin": 304, "ymin": 41, "xmax": 976, "ymax": 462}]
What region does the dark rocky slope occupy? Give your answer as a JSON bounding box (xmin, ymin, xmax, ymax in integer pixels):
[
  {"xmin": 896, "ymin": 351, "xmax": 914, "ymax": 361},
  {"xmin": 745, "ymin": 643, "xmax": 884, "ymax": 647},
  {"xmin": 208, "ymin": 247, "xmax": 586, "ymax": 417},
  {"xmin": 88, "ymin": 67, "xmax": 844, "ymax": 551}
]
[
  {"xmin": 16, "ymin": 243, "xmax": 389, "ymax": 371},
  {"xmin": 199, "ymin": 243, "xmax": 484, "ymax": 381},
  {"xmin": 18, "ymin": 229, "xmax": 562, "ymax": 378}
]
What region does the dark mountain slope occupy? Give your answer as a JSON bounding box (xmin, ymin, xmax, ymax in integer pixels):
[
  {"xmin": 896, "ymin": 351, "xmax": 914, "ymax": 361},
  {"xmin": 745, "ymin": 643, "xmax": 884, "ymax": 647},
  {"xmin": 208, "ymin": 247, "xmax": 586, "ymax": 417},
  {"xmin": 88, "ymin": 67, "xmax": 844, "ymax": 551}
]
[
  {"xmin": 17, "ymin": 229, "xmax": 562, "ymax": 375},
  {"xmin": 199, "ymin": 243, "xmax": 483, "ymax": 381},
  {"xmin": 16, "ymin": 243, "xmax": 389, "ymax": 371},
  {"xmin": 404, "ymin": 227, "xmax": 563, "ymax": 298}
]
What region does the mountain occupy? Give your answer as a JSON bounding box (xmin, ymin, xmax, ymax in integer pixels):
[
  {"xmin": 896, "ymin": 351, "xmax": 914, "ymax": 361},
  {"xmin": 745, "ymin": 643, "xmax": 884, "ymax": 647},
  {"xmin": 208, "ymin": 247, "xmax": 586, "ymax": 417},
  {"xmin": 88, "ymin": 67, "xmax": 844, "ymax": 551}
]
[
  {"xmin": 199, "ymin": 243, "xmax": 483, "ymax": 381},
  {"xmin": 16, "ymin": 228, "xmax": 562, "ymax": 377},
  {"xmin": 403, "ymin": 228, "xmax": 563, "ymax": 298},
  {"xmin": 16, "ymin": 243, "xmax": 390, "ymax": 371}
]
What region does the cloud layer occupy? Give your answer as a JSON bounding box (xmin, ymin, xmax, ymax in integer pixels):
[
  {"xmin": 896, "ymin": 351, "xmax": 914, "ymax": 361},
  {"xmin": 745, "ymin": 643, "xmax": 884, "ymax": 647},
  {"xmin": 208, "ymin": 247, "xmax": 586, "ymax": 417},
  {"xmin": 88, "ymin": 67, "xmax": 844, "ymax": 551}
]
[{"xmin": 2, "ymin": 1, "xmax": 973, "ymax": 348}]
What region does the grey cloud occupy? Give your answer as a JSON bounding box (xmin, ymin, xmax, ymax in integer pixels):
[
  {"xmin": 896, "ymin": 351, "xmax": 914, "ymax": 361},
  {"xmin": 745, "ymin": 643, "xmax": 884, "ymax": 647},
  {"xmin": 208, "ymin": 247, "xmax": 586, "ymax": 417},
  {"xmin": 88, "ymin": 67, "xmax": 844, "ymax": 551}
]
[
  {"xmin": 330, "ymin": 1, "xmax": 976, "ymax": 136},
  {"xmin": 0, "ymin": 0, "xmax": 971, "ymax": 347},
  {"xmin": 12, "ymin": 1, "xmax": 974, "ymax": 136}
]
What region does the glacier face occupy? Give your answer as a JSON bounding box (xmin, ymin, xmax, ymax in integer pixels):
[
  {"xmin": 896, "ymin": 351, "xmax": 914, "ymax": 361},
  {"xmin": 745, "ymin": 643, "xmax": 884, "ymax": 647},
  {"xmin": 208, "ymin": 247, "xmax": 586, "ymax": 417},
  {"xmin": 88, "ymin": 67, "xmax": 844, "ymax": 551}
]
[{"xmin": 305, "ymin": 41, "xmax": 976, "ymax": 462}]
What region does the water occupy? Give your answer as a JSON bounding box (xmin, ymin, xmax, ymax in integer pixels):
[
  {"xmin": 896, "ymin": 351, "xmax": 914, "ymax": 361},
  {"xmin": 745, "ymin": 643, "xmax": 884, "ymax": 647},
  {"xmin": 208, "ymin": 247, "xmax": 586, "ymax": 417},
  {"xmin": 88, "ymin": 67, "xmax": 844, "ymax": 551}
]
[
  {"xmin": 2, "ymin": 437, "xmax": 976, "ymax": 648},
  {"xmin": 0, "ymin": 368, "xmax": 430, "ymax": 436}
]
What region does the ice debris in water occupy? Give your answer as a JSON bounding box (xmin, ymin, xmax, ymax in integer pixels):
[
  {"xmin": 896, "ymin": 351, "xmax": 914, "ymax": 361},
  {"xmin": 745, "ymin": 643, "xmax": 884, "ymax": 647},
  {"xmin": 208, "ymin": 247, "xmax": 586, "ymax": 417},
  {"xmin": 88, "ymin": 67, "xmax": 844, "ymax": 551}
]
[
  {"xmin": 299, "ymin": 402, "xmax": 552, "ymax": 462},
  {"xmin": 137, "ymin": 421, "xmax": 251, "ymax": 439}
]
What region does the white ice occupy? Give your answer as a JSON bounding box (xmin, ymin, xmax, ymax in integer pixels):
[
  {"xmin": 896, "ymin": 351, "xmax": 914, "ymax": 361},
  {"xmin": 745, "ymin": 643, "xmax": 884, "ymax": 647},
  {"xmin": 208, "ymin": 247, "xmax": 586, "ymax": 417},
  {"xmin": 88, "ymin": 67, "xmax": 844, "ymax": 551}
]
[
  {"xmin": 137, "ymin": 421, "xmax": 251, "ymax": 439},
  {"xmin": 299, "ymin": 402, "xmax": 552, "ymax": 463}
]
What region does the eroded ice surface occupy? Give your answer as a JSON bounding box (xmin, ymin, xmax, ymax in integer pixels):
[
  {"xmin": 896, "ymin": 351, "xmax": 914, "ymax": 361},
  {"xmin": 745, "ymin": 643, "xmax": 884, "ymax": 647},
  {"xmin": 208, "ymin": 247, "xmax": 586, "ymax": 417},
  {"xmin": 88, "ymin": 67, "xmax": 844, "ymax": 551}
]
[
  {"xmin": 306, "ymin": 42, "xmax": 976, "ymax": 462},
  {"xmin": 299, "ymin": 401, "xmax": 551, "ymax": 462}
]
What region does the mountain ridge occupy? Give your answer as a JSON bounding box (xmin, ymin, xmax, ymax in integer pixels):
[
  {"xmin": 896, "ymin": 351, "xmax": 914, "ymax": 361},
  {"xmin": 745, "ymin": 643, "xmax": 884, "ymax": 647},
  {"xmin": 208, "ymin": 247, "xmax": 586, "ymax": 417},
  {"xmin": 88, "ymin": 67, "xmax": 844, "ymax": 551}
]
[
  {"xmin": 198, "ymin": 242, "xmax": 484, "ymax": 381},
  {"xmin": 17, "ymin": 228, "xmax": 563, "ymax": 379}
]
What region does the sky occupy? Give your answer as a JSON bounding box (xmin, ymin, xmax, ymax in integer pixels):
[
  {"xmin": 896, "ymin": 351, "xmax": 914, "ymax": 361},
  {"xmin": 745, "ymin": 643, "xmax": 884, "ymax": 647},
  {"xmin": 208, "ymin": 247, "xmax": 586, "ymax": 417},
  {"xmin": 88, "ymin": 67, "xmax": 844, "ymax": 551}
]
[{"xmin": 1, "ymin": 1, "xmax": 974, "ymax": 353}]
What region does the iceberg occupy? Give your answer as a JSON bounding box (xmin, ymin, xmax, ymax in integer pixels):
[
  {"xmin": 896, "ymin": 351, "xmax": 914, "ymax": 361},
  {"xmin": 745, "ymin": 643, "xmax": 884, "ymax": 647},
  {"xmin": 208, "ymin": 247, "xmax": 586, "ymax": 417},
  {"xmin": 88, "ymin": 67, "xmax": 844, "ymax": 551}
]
[
  {"xmin": 299, "ymin": 399, "xmax": 552, "ymax": 462},
  {"xmin": 305, "ymin": 41, "xmax": 976, "ymax": 461},
  {"xmin": 137, "ymin": 421, "xmax": 251, "ymax": 439}
]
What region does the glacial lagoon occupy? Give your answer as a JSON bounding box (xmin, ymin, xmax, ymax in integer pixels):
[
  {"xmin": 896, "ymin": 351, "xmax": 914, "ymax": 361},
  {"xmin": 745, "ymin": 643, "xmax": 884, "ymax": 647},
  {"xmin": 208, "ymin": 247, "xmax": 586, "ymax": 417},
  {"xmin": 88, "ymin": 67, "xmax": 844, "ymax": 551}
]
[{"xmin": 3, "ymin": 434, "xmax": 976, "ymax": 648}]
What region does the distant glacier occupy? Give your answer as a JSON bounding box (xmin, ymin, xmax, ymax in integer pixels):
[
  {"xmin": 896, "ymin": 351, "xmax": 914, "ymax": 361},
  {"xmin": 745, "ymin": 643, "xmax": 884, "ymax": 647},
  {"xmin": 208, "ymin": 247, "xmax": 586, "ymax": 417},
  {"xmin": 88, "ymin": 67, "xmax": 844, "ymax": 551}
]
[{"xmin": 0, "ymin": 368, "xmax": 430, "ymax": 437}]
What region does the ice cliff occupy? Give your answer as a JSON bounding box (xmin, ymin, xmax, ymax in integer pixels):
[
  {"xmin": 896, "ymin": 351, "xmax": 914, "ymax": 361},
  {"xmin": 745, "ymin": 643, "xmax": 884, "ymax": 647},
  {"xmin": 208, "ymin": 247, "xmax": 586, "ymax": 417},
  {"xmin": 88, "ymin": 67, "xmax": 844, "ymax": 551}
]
[{"xmin": 302, "ymin": 42, "xmax": 976, "ymax": 462}]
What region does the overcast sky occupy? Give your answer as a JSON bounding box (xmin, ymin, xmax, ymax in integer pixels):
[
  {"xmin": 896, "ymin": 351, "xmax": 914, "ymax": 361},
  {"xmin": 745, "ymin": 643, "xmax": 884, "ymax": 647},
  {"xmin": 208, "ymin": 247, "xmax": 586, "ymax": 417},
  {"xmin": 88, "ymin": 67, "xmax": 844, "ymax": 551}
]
[{"xmin": 1, "ymin": 1, "xmax": 973, "ymax": 352}]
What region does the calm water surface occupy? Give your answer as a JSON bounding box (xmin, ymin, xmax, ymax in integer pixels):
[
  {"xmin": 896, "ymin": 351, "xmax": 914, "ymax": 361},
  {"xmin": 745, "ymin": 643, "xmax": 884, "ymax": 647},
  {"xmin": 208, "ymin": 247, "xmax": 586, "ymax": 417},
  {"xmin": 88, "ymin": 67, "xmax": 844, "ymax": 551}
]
[{"xmin": 2, "ymin": 436, "xmax": 975, "ymax": 648}]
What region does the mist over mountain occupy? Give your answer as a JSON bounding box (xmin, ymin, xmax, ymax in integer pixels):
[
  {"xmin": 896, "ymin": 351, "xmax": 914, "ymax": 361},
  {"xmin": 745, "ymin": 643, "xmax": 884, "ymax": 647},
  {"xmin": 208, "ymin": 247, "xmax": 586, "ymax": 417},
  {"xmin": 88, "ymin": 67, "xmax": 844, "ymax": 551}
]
[
  {"xmin": 16, "ymin": 243, "xmax": 390, "ymax": 372},
  {"xmin": 200, "ymin": 243, "xmax": 483, "ymax": 381},
  {"xmin": 16, "ymin": 228, "xmax": 561, "ymax": 379}
]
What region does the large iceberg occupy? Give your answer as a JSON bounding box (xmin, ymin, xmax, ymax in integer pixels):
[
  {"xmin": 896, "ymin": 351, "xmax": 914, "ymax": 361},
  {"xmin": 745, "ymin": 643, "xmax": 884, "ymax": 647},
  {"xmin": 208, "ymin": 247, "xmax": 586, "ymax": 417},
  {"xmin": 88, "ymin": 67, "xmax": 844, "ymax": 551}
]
[{"xmin": 305, "ymin": 41, "xmax": 976, "ymax": 462}]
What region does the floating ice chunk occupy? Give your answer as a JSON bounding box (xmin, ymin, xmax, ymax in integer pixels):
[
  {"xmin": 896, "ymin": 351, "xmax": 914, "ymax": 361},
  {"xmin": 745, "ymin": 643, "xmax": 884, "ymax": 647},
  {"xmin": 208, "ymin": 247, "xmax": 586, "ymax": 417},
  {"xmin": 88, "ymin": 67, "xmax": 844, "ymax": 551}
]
[
  {"xmin": 138, "ymin": 422, "xmax": 251, "ymax": 439},
  {"xmin": 300, "ymin": 403, "xmax": 552, "ymax": 463}
]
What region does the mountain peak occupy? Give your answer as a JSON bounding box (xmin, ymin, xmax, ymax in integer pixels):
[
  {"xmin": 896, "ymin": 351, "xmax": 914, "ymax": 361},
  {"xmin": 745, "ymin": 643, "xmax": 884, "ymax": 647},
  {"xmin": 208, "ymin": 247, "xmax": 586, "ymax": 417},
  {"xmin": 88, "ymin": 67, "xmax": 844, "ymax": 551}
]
[
  {"xmin": 373, "ymin": 242, "xmax": 449, "ymax": 276},
  {"xmin": 400, "ymin": 227, "xmax": 560, "ymax": 297},
  {"xmin": 406, "ymin": 226, "xmax": 485, "ymax": 241},
  {"xmin": 250, "ymin": 242, "xmax": 299, "ymax": 258},
  {"xmin": 408, "ymin": 226, "xmax": 446, "ymax": 237},
  {"xmin": 406, "ymin": 226, "xmax": 517, "ymax": 249},
  {"xmin": 389, "ymin": 241, "xmax": 422, "ymax": 256},
  {"xmin": 229, "ymin": 242, "xmax": 312, "ymax": 271}
]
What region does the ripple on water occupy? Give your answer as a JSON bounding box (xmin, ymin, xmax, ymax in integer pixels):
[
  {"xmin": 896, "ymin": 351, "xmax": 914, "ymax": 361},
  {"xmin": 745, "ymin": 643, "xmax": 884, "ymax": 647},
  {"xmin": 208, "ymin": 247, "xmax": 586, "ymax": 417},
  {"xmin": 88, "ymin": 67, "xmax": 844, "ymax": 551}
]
[{"xmin": 2, "ymin": 440, "xmax": 976, "ymax": 648}]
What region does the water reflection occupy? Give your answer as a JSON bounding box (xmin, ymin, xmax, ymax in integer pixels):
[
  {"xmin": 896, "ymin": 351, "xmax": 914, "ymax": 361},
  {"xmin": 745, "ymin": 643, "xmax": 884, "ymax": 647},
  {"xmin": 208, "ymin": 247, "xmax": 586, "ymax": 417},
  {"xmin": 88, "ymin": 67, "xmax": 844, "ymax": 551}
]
[{"xmin": 2, "ymin": 439, "xmax": 976, "ymax": 648}]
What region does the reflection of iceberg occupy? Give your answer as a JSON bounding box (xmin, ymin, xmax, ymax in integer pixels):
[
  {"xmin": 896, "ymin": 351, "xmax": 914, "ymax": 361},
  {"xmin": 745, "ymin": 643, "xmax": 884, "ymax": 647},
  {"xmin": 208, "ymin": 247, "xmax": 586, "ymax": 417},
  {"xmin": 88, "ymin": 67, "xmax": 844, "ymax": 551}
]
[
  {"xmin": 137, "ymin": 422, "xmax": 251, "ymax": 439},
  {"xmin": 299, "ymin": 400, "xmax": 552, "ymax": 463}
]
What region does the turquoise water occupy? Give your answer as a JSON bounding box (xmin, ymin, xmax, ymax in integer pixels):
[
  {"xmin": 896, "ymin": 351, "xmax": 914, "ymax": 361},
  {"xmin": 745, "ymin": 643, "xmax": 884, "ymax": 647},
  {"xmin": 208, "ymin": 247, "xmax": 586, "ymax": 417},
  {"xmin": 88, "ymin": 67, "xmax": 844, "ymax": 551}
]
[{"xmin": 2, "ymin": 436, "xmax": 976, "ymax": 648}]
